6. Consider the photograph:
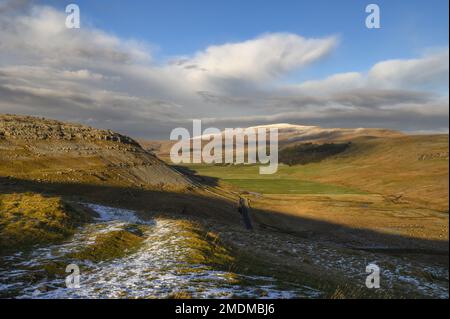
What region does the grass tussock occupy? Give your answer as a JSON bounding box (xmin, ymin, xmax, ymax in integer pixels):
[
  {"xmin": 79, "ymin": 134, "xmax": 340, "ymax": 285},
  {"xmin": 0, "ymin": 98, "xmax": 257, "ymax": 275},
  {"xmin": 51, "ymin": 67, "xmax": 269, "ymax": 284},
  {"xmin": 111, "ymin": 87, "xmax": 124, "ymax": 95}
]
[
  {"xmin": 68, "ymin": 226, "xmax": 146, "ymax": 262},
  {"xmin": 0, "ymin": 192, "xmax": 93, "ymax": 254},
  {"xmin": 167, "ymin": 291, "xmax": 193, "ymax": 299},
  {"xmin": 172, "ymin": 220, "xmax": 235, "ymax": 269}
]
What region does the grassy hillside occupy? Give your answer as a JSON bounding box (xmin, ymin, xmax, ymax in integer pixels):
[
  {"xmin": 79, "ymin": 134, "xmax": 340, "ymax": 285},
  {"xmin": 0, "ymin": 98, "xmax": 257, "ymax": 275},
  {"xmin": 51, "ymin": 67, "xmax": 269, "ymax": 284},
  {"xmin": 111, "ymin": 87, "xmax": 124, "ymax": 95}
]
[
  {"xmin": 298, "ymin": 135, "xmax": 449, "ymax": 212},
  {"xmin": 0, "ymin": 114, "xmax": 190, "ymax": 190}
]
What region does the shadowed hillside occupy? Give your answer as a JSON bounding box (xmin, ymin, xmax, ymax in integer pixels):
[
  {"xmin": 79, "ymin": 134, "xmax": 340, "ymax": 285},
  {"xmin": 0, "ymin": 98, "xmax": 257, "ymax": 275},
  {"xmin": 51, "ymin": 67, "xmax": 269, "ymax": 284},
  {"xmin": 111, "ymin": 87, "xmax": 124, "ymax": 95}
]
[{"xmin": 279, "ymin": 142, "xmax": 351, "ymax": 165}]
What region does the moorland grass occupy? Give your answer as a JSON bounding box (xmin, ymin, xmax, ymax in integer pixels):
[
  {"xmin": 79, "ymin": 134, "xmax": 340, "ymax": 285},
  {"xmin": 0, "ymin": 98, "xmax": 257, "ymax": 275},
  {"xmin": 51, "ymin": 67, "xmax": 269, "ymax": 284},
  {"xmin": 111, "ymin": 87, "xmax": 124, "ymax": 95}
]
[{"xmin": 0, "ymin": 192, "xmax": 93, "ymax": 254}]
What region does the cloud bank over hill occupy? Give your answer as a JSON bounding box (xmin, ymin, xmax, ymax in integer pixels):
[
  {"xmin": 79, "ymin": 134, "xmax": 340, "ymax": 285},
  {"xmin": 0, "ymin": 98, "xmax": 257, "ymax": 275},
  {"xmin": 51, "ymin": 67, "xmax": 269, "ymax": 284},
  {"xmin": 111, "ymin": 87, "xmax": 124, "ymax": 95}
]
[{"xmin": 0, "ymin": 1, "xmax": 448, "ymax": 138}]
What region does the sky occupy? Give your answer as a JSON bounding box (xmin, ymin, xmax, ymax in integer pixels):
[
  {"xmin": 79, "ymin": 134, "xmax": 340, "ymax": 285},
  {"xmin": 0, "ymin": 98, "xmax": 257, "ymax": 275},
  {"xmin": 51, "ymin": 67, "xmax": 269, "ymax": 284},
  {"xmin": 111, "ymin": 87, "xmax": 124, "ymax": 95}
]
[{"xmin": 0, "ymin": 0, "xmax": 448, "ymax": 138}]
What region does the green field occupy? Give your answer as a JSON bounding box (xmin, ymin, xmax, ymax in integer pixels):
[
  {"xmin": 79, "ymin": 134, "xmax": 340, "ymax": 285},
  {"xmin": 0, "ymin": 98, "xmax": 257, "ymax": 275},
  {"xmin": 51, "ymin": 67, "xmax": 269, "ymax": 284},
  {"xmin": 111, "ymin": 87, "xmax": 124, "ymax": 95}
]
[
  {"xmin": 183, "ymin": 164, "xmax": 365, "ymax": 195},
  {"xmin": 224, "ymin": 178, "xmax": 365, "ymax": 194}
]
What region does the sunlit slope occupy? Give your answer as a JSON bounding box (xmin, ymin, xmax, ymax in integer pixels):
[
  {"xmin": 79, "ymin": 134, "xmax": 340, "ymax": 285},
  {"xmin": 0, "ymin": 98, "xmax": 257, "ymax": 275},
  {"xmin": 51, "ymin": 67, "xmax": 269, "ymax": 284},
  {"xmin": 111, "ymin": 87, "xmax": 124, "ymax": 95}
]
[{"xmin": 295, "ymin": 135, "xmax": 449, "ymax": 211}]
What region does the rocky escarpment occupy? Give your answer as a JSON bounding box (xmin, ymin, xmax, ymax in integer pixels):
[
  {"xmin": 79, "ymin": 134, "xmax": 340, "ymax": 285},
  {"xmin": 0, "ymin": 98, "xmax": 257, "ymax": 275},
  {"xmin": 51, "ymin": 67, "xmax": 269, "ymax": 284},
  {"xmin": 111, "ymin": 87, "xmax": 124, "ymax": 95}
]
[
  {"xmin": 0, "ymin": 114, "xmax": 139, "ymax": 146},
  {"xmin": 0, "ymin": 114, "xmax": 190, "ymax": 190}
]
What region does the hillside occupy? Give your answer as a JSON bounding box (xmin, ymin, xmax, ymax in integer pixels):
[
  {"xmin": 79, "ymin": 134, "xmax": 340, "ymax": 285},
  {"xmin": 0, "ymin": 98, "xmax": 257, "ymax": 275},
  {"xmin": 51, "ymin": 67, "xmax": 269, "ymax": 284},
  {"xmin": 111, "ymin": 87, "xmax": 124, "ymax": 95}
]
[
  {"xmin": 297, "ymin": 134, "xmax": 449, "ymax": 212},
  {"xmin": 0, "ymin": 114, "xmax": 190, "ymax": 190}
]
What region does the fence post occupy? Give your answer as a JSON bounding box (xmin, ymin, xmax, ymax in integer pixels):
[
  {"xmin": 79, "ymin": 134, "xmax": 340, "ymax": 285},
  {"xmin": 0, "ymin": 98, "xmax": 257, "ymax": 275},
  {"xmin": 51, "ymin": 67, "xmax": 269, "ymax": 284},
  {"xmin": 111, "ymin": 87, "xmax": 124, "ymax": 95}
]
[{"xmin": 238, "ymin": 197, "xmax": 253, "ymax": 230}]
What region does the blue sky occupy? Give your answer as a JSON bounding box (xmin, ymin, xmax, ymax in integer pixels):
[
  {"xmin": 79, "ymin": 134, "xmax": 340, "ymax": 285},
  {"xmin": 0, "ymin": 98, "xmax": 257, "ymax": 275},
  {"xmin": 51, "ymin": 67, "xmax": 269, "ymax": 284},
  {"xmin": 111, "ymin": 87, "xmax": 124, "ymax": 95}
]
[{"xmin": 45, "ymin": 0, "xmax": 449, "ymax": 81}]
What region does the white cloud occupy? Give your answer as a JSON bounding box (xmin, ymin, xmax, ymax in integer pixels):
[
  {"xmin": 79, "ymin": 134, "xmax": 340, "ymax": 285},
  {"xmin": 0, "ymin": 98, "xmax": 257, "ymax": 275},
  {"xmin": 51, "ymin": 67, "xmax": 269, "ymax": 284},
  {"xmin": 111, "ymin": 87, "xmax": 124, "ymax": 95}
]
[
  {"xmin": 368, "ymin": 49, "xmax": 449, "ymax": 91},
  {"xmin": 293, "ymin": 72, "xmax": 364, "ymax": 94},
  {"xmin": 290, "ymin": 49, "xmax": 449, "ymax": 96},
  {"xmin": 176, "ymin": 33, "xmax": 338, "ymax": 87},
  {"xmin": 0, "ymin": 3, "xmax": 447, "ymax": 137}
]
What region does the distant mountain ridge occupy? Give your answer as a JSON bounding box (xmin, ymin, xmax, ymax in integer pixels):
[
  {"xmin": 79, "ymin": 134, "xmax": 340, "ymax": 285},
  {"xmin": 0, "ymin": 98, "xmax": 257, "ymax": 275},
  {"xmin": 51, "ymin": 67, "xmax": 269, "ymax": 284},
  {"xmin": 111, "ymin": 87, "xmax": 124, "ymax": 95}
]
[{"xmin": 141, "ymin": 123, "xmax": 405, "ymax": 158}]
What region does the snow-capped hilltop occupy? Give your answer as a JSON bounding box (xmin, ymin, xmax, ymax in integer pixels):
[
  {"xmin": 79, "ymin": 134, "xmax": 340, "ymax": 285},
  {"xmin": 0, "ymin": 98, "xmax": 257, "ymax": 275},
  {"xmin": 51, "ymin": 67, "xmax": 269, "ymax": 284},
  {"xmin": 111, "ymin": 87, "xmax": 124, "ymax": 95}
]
[
  {"xmin": 143, "ymin": 123, "xmax": 404, "ymax": 157},
  {"xmin": 237, "ymin": 123, "xmax": 402, "ymax": 144},
  {"xmin": 247, "ymin": 123, "xmax": 319, "ymax": 130},
  {"xmin": 191, "ymin": 123, "xmax": 403, "ymax": 144}
]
